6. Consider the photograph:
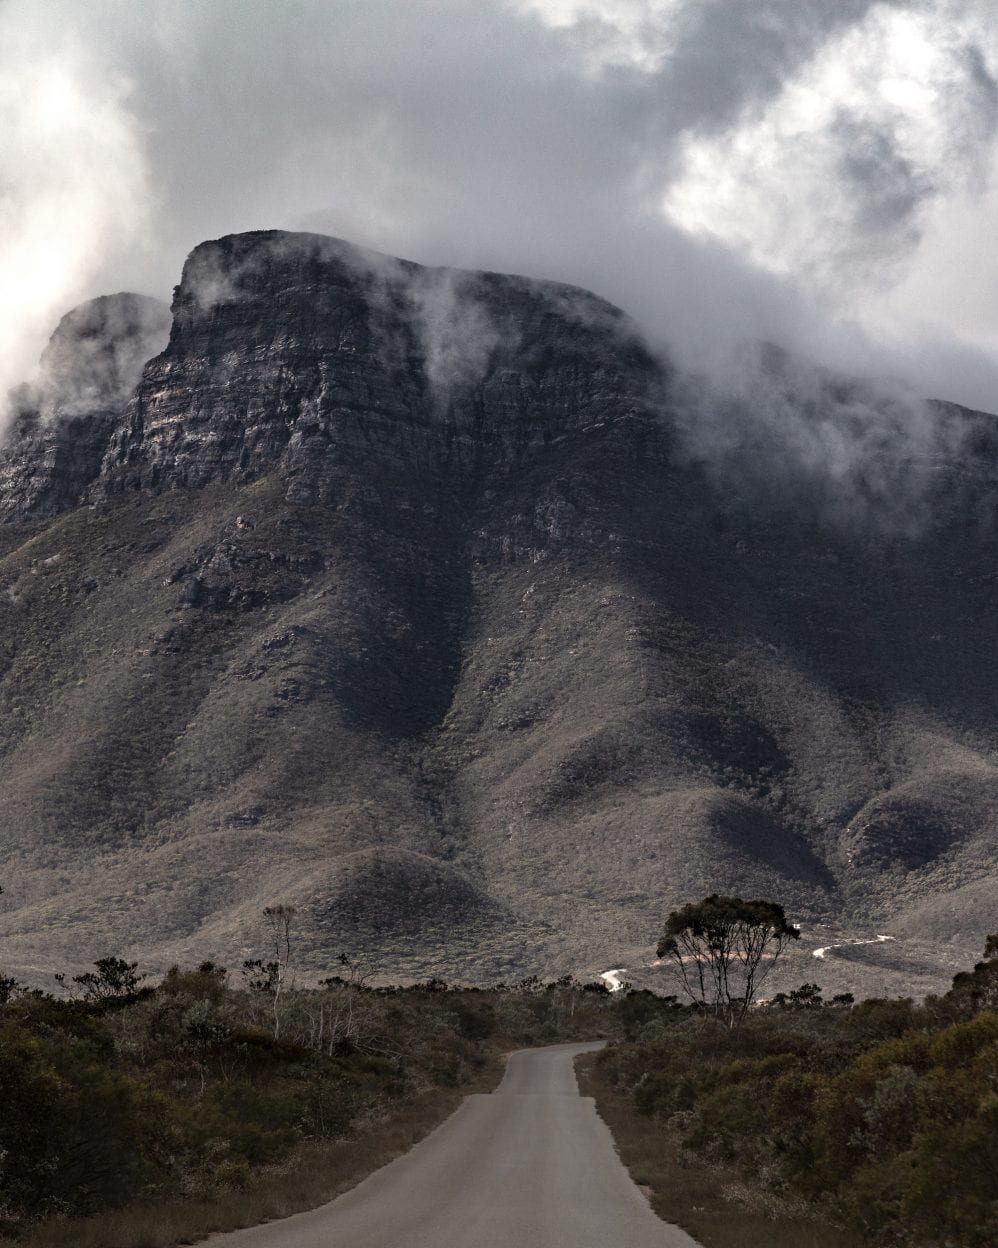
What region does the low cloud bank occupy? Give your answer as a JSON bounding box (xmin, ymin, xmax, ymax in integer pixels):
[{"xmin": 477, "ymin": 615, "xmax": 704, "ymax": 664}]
[{"xmin": 4, "ymin": 0, "xmax": 998, "ymax": 506}]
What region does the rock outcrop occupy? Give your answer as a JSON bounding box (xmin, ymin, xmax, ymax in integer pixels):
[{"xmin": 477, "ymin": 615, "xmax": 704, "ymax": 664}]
[
  {"xmin": 94, "ymin": 232, "xmax": 662, "ymax": 508},
  {"xmin": 0, "ymin": 294, "xmax": 170, "ymax": 521}
]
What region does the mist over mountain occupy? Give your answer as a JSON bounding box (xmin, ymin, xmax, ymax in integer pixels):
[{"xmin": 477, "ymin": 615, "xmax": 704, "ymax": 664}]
[{"xmin": 0, "ymin": 230, "xmax": 995, "ymax": 994}]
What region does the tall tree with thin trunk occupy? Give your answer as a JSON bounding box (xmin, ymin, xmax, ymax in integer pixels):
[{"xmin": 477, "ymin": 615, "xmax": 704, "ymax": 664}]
[
  {"xmin": 262, "ymin": 904, "xmax": 297, "ymax": 1039},
  {"xmin": 657, "ymin": 894, "xmax": 799, "ymax": 1024}
]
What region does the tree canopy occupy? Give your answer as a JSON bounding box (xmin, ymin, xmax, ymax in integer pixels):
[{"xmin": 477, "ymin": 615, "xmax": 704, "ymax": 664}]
[{"xmin": 657, "ymin": 894, "xmax": 799, "ymax": 1023}]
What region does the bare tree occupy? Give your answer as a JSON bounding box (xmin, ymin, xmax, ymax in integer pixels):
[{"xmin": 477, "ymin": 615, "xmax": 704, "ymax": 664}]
[
  {"xmin": 262, "ymin": 904, "xmax": 297, "ymax": 1039},
  {"xmin": 309, "ymin": 953, "xmax": 377, "ymax": 1055},
  {"xmin": 0, "ymin": 884, "xmax": 14, "ymax": 1003}
]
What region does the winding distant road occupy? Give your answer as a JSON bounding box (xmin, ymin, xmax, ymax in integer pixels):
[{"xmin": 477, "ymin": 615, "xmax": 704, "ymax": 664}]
[
  {"xmin": 813, "ymin": 933, "xmax": 896, "ymax": 960},
  {"xmin": 209, "ymin": 1042, "xmax": 701, "ymax": 1248}
]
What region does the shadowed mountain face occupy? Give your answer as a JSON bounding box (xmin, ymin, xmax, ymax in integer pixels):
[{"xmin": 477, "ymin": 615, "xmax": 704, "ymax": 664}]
[{"xmin": 0, "ymin": 230, "xmax": 995, "ymax": 990}]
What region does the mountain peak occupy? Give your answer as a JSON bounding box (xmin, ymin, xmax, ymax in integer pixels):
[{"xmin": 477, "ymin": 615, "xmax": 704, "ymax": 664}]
[
  {"xmin": 38, "ymin": 292, "xmax": 172, "ymax": 416},
  {"xmin": 0, "ymin": 235, "xmax": 996, "ymax": 993},
  {"xmin": 0, "ymin": 233, "xmax": 658, "ymax": 523},
  {"xmin": 0, "ymin": 292, "xmax": 170, "ymax": 523}
]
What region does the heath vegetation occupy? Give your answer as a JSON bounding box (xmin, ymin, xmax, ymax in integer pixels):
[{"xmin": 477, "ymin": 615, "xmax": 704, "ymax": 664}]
[
  {"xmin": 584, "ymin": 929, "xmax": 998, "ymax": 1248},
  {"xmin": 0, "ymin": 941, "xmax": 619, "ymax": 1246},
  {"xmin": 1, "ymin": 896, "xmax": 995, "ymax": 1246}
]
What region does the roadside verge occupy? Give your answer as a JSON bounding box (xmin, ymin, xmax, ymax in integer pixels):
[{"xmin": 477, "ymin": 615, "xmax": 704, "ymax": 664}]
[
  {"xmin": 575, "ymin": 1051, "xmax": 862, "ymax": 1248},
  {"xmin": 0, "ymin": 1055, "xmax": 506, "ymax": 1248}
]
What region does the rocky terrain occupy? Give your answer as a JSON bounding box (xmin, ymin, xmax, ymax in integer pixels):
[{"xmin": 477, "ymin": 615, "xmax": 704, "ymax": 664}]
[{"xmin": 0, "ymin": 229, "xmax": 995, "ymax": 994}]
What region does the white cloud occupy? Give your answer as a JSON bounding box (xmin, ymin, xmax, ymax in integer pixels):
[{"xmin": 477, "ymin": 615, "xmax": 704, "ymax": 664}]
[
  {"xmin": 0, "ymin": 19, "xmax": 152, "ymax": 415},
  {"xmin": 664, "ymin": 5, "xmax": 998, "ymax": 295},
  {"xmin": 4, "ymin": 0, "xmax": 998, "ymax": 416},
  {"xmin": 512, "ymin": 0, "xmax": 685, "ymax": 71}
]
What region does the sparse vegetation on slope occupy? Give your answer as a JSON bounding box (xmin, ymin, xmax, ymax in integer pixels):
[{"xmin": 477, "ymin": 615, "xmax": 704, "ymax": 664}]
[{"xmin": 2, "ymin": 232, "xmax": 998, "ymax": 989}]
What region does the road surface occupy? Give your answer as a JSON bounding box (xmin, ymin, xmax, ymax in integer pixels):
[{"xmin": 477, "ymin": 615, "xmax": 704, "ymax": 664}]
[
  {"xmin": 209, "ymin": 1041, "xmax": 702, "ymax": 1247},
  {"xmin": 813, "ymin": 933, "xmax": 895, "ymax": 959}
]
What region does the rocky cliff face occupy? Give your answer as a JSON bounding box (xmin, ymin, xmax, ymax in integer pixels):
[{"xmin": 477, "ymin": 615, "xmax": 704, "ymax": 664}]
[
  {"xmin": 0, "ymin": 231, "xmax": 996, "ymax": 998},
  {"xmin": 95, "ymin": 231, "xmax": 661, "ymax": 508},
  {"xmin": 0, "ymin": 294, "xmax": 170, "ymax": 521},
  {"xmin": 4, "ymin": 235, "xmax": 660, "ymax": 523}
]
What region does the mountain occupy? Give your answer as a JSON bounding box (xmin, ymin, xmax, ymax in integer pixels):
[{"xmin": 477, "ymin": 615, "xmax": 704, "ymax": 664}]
[{"xmin": 0, "ymin": 229, "xmax": 995, "ymax": 995}]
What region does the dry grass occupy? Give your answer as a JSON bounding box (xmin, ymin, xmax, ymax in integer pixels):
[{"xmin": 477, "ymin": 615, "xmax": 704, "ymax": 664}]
[
  {"xmin": 0, "ymin": 1056, "xmax": 505, "ymax": 1248},
  {"xmin": 575, "ymin": 1052, "xmax": 864, "ymax": 1248}
]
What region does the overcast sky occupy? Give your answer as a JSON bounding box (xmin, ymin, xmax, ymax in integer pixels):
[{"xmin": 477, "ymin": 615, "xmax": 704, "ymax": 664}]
[{"xmin": 4, "ymin": 0, "xmax": 998, "ymax": 410}]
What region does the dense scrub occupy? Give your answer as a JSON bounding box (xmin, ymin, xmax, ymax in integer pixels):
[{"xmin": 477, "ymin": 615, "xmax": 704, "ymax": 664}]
[
  {"xmin": 594, "ymin": 944, "xmax": 998, "ymax": 1247},
  {"xmin": 0, "ymin": 964, "xmax": 619, "ymax": 1239}
]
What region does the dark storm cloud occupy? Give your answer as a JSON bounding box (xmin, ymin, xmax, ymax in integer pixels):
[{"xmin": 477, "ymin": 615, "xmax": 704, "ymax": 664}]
[
  {"xmin": 634, "ymin": 0, "xmax": 900, "ymax": 135},
  {"xmin": 831, "ymin": 115, "xmax": 935, "ymax": 261},
  {"xmin": 948, "ymin": 37, "xmax": 998, "ymax": 141}
]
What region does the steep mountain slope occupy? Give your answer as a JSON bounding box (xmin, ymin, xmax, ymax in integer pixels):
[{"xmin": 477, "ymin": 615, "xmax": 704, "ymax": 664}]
[{"xmin": 0, "ymin": 230, "xmax": 995, "ymax": 991}]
